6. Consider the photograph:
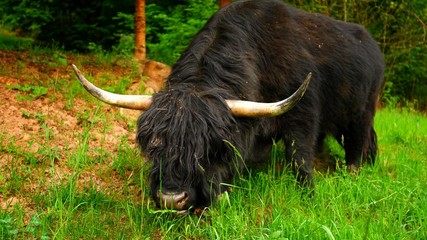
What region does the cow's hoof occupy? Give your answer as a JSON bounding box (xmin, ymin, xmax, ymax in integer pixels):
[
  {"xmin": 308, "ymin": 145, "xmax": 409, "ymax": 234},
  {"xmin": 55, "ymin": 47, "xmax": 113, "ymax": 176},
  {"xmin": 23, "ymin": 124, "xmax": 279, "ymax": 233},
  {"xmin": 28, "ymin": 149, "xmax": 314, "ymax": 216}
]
[{"xmin": 346, "ymin": 164, "xmax": 360, "ymax": 175}]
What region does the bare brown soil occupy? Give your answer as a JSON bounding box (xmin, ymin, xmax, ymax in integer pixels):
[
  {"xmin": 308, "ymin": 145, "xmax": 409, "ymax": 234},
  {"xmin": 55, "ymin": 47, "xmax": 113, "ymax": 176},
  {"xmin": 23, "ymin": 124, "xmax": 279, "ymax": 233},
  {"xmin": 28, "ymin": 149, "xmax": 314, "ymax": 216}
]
[{"xmin": 0, "ymin": 49, "xmax": 145, "ymax": 218}]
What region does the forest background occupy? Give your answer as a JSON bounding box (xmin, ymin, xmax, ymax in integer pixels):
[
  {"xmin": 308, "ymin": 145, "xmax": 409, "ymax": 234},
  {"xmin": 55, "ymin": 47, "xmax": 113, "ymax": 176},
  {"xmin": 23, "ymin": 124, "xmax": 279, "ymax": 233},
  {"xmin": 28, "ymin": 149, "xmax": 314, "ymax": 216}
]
[{"xmin": 0, "ymin": 0, "xmax": 426, "ymax": 109}]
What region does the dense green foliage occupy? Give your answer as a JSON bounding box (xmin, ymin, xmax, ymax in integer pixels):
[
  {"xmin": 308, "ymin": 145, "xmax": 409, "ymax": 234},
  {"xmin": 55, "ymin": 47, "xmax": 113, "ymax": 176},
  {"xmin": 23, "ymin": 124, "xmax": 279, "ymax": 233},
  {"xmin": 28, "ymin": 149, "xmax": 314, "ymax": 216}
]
[
  {"xmin": 1, "ymin": 0, "xmax": 426, "ymax": 107},
  {"xmin": 146, "ymin": 0, "xmax": 218, "ymax": 64},
  {"xmin": 0, "ymin": 0, "xmax": 134, "ymax": 51}
]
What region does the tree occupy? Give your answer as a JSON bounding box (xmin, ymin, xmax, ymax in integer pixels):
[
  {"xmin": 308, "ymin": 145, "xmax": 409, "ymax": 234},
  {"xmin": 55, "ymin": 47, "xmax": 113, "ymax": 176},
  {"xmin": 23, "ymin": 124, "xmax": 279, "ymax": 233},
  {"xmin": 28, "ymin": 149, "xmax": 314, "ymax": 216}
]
[
  {"xmin": 219, "ymin": 0, "xmax": 232, "ymax": 8},
  {"xmin": 134, "ymin": 0, "xmax": 146, "ymax": 63}
]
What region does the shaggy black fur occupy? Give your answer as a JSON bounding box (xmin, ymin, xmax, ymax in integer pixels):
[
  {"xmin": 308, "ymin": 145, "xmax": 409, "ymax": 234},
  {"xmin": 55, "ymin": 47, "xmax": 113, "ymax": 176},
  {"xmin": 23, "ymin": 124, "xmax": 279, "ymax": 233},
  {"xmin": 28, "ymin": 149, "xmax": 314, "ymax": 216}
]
[{"xmin": 136, "ymin": 0, "xmax": 384, "ymax": 209}]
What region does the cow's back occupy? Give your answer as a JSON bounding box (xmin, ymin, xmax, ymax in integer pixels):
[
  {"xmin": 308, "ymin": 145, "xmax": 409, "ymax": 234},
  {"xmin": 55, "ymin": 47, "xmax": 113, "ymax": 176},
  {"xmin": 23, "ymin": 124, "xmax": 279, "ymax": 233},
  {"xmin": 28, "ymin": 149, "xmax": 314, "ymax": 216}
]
[
  {"xmin": 179, "ymin": 0, "xmax": 384, "ymax": 101},
  {"xmin": 187, "ymin": 0, "xmax": 384, "ymax": 134}
]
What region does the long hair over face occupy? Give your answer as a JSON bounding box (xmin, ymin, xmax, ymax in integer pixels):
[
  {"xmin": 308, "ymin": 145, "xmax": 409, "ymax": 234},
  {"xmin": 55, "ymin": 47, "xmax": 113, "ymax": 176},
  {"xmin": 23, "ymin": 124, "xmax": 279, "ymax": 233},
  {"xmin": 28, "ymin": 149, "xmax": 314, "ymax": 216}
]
[{"xmin": 136, "ymin": 86, "xmax": 242, "ymax": 208}]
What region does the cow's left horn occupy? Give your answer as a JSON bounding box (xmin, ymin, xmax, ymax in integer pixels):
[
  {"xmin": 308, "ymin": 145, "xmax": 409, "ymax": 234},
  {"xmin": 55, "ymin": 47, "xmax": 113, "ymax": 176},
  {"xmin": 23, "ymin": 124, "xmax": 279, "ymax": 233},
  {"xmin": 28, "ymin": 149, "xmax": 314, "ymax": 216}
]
[
  {"xmin": 72, "ymin": 64, "xmax": 152, "ymax": 110},
  {"xmin": 226, "ymin": 73, "xmax": 312, "ymax": 117}
]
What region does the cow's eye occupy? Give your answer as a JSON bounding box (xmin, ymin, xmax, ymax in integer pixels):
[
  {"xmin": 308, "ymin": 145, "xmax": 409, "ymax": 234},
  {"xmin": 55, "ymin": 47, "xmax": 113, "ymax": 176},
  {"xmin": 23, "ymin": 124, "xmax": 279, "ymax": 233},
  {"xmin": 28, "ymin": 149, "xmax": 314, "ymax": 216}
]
[{"xmin": 150, "ymin": 137, "xmax": 162, "ymax": 147}]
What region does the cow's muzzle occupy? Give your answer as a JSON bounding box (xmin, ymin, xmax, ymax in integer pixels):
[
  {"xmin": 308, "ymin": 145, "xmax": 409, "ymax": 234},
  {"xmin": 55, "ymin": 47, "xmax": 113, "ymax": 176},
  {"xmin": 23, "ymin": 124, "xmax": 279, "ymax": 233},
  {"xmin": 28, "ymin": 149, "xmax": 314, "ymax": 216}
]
[{"xmin": 157, "ymin": 191, "xmax": 189, "ymax": 211}]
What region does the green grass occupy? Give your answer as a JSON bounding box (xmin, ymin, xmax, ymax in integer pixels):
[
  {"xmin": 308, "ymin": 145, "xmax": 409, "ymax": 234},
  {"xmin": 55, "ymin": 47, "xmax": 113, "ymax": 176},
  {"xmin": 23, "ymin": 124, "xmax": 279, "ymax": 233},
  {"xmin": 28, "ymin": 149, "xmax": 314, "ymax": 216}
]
[
  {"xmin": 0, "ymin": 30, "xmax": 425, "ymax": 238},
  {"xmin": 0, "ymin": 30, "xmax": 33, "ymax": 50},
  {"xmin": 1, "ymin": 107, "xmax": 426, "ymax": 239}
]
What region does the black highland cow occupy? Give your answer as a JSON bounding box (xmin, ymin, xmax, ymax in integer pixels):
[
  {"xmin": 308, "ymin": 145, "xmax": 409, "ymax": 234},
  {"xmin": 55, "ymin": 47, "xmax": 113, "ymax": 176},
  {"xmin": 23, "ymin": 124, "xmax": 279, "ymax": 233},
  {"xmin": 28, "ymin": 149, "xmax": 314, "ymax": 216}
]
[{"xmin": 73, "ymin": 0, "xmax": 384, "ymax": 213}]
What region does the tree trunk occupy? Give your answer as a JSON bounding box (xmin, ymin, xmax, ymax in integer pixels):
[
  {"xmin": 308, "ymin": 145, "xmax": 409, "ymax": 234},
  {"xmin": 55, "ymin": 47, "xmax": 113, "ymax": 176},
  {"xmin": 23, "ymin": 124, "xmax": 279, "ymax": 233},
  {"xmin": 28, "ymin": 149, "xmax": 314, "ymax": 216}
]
[
  {"xmin": 134, "ymin": 0, "xmax": 146, "ymax": 63},
  {"xmin": 219, "ymin": 0, "xmax": 232, "ymax": 8}
]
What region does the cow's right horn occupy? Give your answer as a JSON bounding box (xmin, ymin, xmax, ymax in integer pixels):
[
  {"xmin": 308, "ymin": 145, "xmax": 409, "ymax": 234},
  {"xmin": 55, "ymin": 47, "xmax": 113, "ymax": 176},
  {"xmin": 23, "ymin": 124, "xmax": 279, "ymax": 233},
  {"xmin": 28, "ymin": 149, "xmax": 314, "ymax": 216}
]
[
  {"xmin": 72, "ymin": 64, "xmax": 153, "ymax": 110},
  {"xmin": 225, "ymin": 73, "xmax": 312, "ymax": 118}
]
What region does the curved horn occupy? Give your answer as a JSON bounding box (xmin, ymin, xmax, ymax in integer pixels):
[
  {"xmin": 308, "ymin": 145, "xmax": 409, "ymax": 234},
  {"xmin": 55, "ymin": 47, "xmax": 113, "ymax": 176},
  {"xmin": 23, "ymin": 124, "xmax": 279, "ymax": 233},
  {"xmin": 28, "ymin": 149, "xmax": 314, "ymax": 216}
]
[
  {"xmin": 72, "ymin": 64, "xmax": 152, "ymax": 110},
  {"xmin": 226, "ymin": 72, "xmax": 312, "ymax": 117},
  {"xmin": 73, "ymin": 64, "xmax": 311, "ymax": 117}
]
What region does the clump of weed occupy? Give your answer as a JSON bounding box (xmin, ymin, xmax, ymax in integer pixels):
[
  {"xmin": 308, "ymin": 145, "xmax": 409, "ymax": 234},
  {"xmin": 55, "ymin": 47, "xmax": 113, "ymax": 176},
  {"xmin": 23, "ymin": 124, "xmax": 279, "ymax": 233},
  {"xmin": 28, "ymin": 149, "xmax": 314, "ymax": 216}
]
[{"xmin": 6, "ymin": 84, "xmax": 47, "ymax": 101}]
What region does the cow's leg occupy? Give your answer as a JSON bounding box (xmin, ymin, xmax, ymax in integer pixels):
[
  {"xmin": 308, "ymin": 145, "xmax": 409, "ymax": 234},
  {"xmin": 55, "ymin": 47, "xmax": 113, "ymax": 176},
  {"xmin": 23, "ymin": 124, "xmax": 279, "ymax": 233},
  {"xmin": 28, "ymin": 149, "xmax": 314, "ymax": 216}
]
[
  {"xmin": 344, "ymin": 113, "xmax": 377, "ymax": 170},
  {"xmin": 284, "ymin": 132, "xmax": 316, "ymax": 187},
  {"xmin": 249, "ymin": 137, "xmax": 273, "ymax": 163},
  {"xmin": 366, "ymin": 127, "xmax": 378, "ymax": 164}
]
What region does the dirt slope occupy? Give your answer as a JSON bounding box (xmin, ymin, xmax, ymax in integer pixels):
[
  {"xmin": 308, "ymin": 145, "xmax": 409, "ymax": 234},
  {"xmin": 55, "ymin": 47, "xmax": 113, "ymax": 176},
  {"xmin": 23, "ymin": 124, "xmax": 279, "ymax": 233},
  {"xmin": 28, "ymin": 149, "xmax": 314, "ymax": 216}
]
[{"xmin": 0, "ymin": 49, "xmax": 143, "ymax": 217}]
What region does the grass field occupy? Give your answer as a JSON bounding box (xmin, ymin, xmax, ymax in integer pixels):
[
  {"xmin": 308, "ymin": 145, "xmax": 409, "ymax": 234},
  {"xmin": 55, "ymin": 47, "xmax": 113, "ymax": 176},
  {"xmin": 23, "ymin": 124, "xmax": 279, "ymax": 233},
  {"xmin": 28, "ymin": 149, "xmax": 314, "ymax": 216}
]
[
  {"xmin": 0, "ymin": 38, "xmax": 426, "ymax": 239},
  {"xmin": 2, "ymin": 101, "xmax": 426, "ymax": 239}
]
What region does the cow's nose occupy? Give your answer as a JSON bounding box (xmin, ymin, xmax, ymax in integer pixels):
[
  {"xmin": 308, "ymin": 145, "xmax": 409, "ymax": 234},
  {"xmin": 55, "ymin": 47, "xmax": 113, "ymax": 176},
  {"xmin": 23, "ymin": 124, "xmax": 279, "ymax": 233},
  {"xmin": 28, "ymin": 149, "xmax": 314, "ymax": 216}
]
[{"xmin": 157, "ymin": 191, "xmax": 189, "ymax": 210}]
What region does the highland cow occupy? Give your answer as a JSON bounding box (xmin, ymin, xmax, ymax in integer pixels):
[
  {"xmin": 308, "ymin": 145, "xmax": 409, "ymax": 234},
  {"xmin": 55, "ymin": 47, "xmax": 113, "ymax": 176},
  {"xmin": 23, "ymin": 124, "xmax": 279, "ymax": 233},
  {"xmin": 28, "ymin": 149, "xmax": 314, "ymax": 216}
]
[{"xmin": 73, "ymin": 0, "xmax": 384, "ymax": 213}]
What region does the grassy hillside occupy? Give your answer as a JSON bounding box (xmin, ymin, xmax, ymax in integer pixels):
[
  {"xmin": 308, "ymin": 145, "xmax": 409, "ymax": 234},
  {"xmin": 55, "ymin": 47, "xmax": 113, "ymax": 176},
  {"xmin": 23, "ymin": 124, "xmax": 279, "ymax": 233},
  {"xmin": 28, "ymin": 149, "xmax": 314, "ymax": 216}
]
[{"xmin": 0, "ymin": 43, "xmax": 426, "ymax": 239}]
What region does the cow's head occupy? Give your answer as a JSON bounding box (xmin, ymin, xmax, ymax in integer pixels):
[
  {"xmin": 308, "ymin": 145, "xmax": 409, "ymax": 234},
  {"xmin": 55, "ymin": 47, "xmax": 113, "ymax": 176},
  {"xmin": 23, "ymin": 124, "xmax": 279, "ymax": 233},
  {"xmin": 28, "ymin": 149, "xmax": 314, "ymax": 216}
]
[
  {"xmin": 136, "ymin": 89, "xmax": 240, "ymax": 212},
  {"xmin": 72, "ymin": 65, "xmax": 311, "ymax": 213}
]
